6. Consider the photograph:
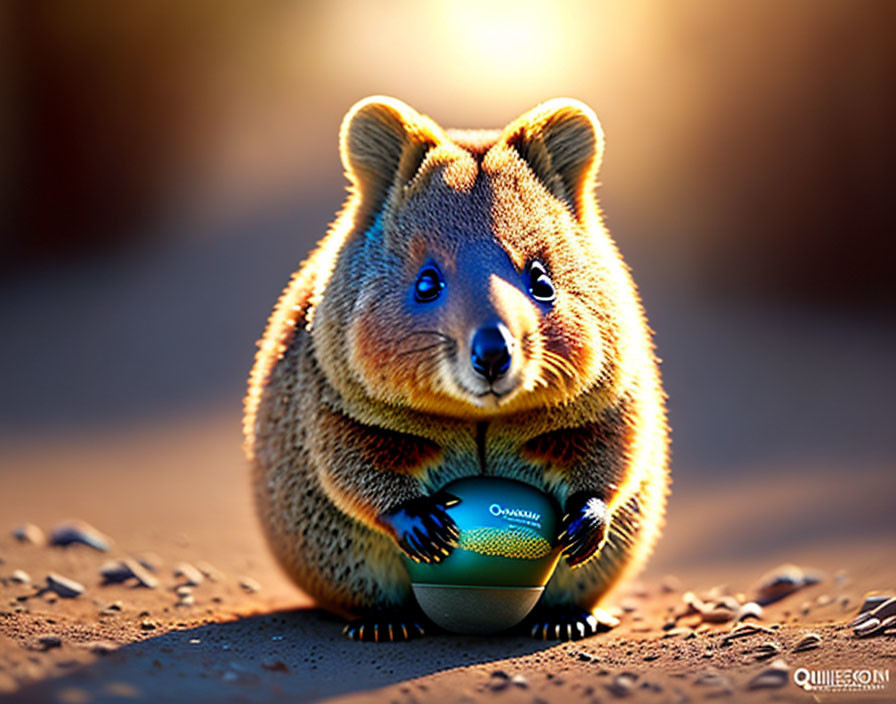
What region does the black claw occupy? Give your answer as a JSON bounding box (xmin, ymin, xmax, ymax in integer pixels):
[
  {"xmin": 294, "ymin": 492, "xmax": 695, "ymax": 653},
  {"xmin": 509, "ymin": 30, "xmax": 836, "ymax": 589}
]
[
  {"xmin": 378, "ymin": 494, "xmax": 461, "ymax": 563},
  {"xmin": 525, "ymin": 605, "xmax": 615, "ymax": 642},
  {"xmin": 558, "ymin": 492, "xmax": 608, "ymax": 569},
  {"xmin": 344, "ymin": 608, "xmax": 427, "ymax": 642},
  {"xmin": 436, "ymin": 492, "xmax": 461, "ymax": 509}
]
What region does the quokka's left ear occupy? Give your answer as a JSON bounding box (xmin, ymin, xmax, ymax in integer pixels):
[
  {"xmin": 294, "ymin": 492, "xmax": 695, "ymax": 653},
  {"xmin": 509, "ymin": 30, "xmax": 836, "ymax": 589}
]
[
  {"xmin": 339, "ymin": 96, "xmax": 448, "ymax": 228},
  {"xmin": 500, "ymin": 98, "xmax": 604, "ymax": 220}
]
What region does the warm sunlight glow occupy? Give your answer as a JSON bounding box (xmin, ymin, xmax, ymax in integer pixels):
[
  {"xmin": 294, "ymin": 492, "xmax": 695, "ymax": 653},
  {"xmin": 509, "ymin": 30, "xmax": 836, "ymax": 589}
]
[
  {"xmin": 315, "ymin": 0, "xmax": 633, "ymax": 117},
  {"xmin": 438, "ymin": 0, "xmax": 564, "ymax": 83}
]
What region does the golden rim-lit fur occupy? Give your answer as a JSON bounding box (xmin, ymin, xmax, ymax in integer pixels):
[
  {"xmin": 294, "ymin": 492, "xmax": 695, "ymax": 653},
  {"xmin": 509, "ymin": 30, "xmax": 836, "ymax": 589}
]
[{"xmin": 244, "ymin": 96, "xmax": 669, "ymax": 619}]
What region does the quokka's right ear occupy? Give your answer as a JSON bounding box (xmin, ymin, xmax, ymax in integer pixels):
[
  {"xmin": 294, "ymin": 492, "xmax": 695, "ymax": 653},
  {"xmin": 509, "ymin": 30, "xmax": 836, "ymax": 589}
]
[
  {"xmin": 340, "ymin": 96, "xmax": 446, "ymax": 224},
  {"xmin": 500, "ymin": 98, "xmax": 604, "ymax": 221}
]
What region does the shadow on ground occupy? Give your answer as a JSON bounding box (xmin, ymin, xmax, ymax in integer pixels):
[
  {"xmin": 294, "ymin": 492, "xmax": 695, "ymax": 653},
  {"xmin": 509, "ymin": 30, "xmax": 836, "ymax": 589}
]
[{"xmin": 6, "ymin": 608, "xmax": 552, "ymax": 703}]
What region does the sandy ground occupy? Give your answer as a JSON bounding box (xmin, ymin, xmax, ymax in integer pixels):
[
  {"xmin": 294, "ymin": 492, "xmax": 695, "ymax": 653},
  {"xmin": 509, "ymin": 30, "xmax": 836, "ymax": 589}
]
[{"xmin": 0, "ymin": 408, "xmax": 894, "ymax": 704}]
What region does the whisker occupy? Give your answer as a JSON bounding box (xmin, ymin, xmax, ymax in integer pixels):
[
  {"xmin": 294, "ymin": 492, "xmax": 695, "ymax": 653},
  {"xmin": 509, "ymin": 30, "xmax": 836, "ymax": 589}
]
[
  {"xmin": 413, "ymin": 347, "xmax": 450, "ymax": 381},
  {"xmin": 539, "ymin": 355, "xmax": 573, "ymax": 390},
  {"xmin": 414, "ymin": 356, "xmax": 442, "ymax": 380},
  {"xmin": 397, "ymin": 342, "xmax": 445, "ymax": 357},
  {"xmin": 541, "ymin": 349, "xmax": 577, "ymax": 378},
  {"xmin": 403, "ymin": 329, "xmax": 454, "ymax": 342}
]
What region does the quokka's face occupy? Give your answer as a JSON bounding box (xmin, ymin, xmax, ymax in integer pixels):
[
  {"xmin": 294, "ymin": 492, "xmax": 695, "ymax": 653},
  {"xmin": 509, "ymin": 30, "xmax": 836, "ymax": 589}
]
[
  {"xmin": 344, "ymin": 150, "xmax": 618, "ymax": 419},
  {"xmin": 313, "ymin": 96, "xmax": 625, "ymax": 419}
]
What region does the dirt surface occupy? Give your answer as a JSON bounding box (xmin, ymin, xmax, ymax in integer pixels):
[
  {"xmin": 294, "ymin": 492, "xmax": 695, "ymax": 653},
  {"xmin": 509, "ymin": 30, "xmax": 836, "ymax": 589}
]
[{"xmin": 0, "ymin": 410, "xmax": 894, "ymax": 703}]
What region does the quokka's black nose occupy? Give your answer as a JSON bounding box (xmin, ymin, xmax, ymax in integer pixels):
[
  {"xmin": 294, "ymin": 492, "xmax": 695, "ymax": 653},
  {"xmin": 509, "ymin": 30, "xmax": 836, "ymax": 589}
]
[{"xmin": 470, "ymin": 324, "xmax": 512, "ymax": 383}]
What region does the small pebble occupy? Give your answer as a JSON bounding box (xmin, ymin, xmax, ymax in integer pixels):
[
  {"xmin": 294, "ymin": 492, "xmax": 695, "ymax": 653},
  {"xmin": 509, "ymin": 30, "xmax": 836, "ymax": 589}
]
[
  {"xmin": 488, "ymin": 671, "xmax": 509, "ymax": 692},
  {"xmin": 140, "ymin": 618, "xmax": 157, "ymax": 631},
  {"xmin": 606, "ymin": 672, "xmax": 637, "ymax": 697},
  {"xmin": 850, "ymin": 611, "xmax": 875, "ymax": 628},
  {"xmin": 694, "ymin": 671, "xmax": 730, "ymax": 688},
  {"xmin": 81, "ymin": 641, "xmax": 117, "ymax": 655},
  {"xmin": 50, "ymin": 521, "xmax": 110, "ymax": 551},
  {"xmin": 100, "ymin": 561, "xmax": 133, "ymax": 584},
  {"xmin": 196, "ymin": 561, "xmax": 224, "ymax": 582},
  {"xmin": 662, "ymin": 627, "xmax": 694, "ymax": 639},
  {"xmin": 681, "ymin": 591, "xmax": 707, "ymax": 616},
  {"xmin": 858, "ymin": 614, "xmax": 896, "ymax": 637},
  {"xmin": 173, "ymin": 562, "xmax": 204, "ymax": 586},
  {"xmin": 747, "ymin": 658, "xmax": 789, "ymax": 690},
  {"xmin": 45, "ymin": 573, "xmax": 85, "ymax": 598},
  {"xmin": 10, "ymin": 569, "xmax": 31, "ymax": 585},
  {"xmin": 12, "ymin": 523, "xmax": 45, "ymax": 545},
  {"xmin": 640, "ymin": 680, "xmax": 663, "ymax": 694},
  {"xmin": 856, "ymin": 593, "xmax": 892, "ymax": 614},
  {"xmin": 105, "ymin": 683, "xmax": 139, "ymax": 698},
  {"xmin": 754, "ymin": 564, "xmax": 820, "ymax": 605},
  {"xmin": 702, "ymin": 606, "xmax": 736, "ymax": 624},
  {"xmin": 752, "ymin": 642, "xmax": 781, "ymax": 660},
  {"xmin": 855, "ymin": 617, "xmax": 882, "ymax": 637},
  {"xmin": 792, "ymin": 633, "xmax": 822, "ymax": 652},
  {"xmin": 175, "ymin": 584, "xmax": 196, "ymax": 606},
  {"xmin": 239, "ymin": 577, "xmax": 261, "ymax": 594},
  {"xmin": 839, "ymin": 596, "xmax": 851, "ymax": 610},
  {"xmin": 135, "ymin": 552, "xmax": 163, "ymax": 573},
  {"xmin": 714, "ymin": 595, "xmax": 741, "ymax": 612},
  {"xmin": 736, "ymin": 602, "xmax": 763, "ymax": 621},
  {"xmin": 869, "ymin": 597, "xmax": 896, "ymax": 621},
  {"xmin": 100, "ymin": 600, "xmax": 124, "ymax": 615},
  {"xmin": 99, "ymin": 558, "xmax": 157, "ymax": 588},
  {"xmin": 660, "ymin": 575, "xmax": 682, "ymax": 593},
  {"xmin": 128, "ymin": 559, "xmax": 158, "ymax": 588},
  {"xmin": 37, "ymin": 634, "xmax": 62, "ymax": 650},
  {"xmin": 511, "ymin": 674, "xmax": 528, "ymax": 689},
  {"xmin": 643, "ymin": 652, "xmax": 659, "ymax": 661},
  {"xmin": 128, "ymin": 561, "xmax": 158, "ymax": 589},
  {"xmin": 261, "ymin": 659, "xmax": 289, "ymax": 673}
]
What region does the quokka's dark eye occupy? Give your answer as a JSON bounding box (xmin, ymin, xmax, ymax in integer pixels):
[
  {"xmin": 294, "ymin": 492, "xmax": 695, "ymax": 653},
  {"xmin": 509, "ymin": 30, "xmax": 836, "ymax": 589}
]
[
  {"xmin": 414, "ymin": 266, "xmax": 444, "ymax": 302},
  {"xmin": 527, "ymin": 260, "xmax": 555, "ymax": 303}
]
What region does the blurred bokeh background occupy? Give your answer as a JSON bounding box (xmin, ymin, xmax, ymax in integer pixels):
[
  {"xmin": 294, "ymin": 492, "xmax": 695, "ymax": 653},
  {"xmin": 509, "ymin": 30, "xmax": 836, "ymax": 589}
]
[{"xmin": 1, "ymin": 1, "xmax": 894, "ymax": 570}]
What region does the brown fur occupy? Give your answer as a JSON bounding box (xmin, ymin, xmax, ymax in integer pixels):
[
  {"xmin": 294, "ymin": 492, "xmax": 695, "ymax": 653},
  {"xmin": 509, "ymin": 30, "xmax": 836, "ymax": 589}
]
[{"xmin": 244, "ymin": 96, "xmax": 669, "ymax": 620}]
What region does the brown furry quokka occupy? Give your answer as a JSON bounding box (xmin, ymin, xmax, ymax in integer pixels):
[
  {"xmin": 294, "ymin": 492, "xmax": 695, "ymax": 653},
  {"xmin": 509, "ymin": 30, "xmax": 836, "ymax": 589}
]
[{"xmin": 244, "ymin": 96, "xmax": 669, "ymax": 641}]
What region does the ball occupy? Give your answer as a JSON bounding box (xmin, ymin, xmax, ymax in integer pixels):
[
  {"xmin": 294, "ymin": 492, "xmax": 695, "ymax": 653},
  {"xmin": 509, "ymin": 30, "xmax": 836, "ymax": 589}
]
[{"xmin": 405, "ymin": 477, "xmax": 562, "ymax": 634}]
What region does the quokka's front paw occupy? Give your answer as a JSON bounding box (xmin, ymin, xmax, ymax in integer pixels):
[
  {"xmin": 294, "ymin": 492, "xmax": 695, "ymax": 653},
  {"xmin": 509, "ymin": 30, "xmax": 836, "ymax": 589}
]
[
  {"xmin": 558, "ymin": 491, "xmax": 608, "ymax": 568},
  {"xmin": 377, "ymin": 493, "xmax": 461, "ymax": 564}
]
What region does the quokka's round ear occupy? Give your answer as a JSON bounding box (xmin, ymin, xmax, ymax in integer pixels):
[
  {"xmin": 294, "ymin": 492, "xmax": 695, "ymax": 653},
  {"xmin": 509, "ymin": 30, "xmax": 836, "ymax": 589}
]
[
  {"xmin": 501, "ymin": 98, "xmax": 605, "ymax": 219},
  {"xmin": 340, "ymin": 97, "xmax": 447, "ymax": 222}
]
